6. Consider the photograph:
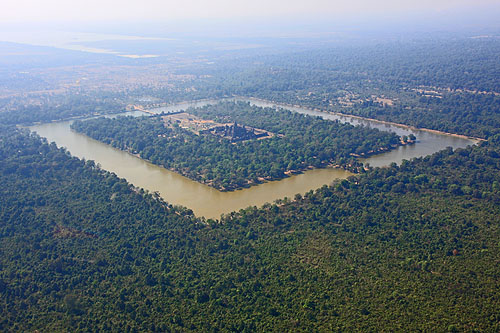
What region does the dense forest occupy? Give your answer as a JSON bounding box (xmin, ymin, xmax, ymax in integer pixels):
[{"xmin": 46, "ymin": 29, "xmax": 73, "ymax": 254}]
[
  {"xmin": 71, "ymin": 101, "xmax": 402, "ymax": 191},
  {"xmin": 1, "ymin": 36, "xmax": 500, "ymax": 331},
  {"xmin": 1, "ymin": 124, "xmax": 499, "ymax": 331},
  {"xmin": 332, "ymin": 91, "xmax": 500, "ymax": 139},
  {"xmin": 0, "ymin": 94, "xmax": 125, "ymax": 125}
]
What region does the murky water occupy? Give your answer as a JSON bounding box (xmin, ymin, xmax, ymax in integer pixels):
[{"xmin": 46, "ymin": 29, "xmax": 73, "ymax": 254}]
[
  {"xmin": 30, "ymin": 99, "xmax": 477, "ymax": 218},
  {"xmin": 244, "ymin": 98, "xmax": 478, "ymax": 167}
]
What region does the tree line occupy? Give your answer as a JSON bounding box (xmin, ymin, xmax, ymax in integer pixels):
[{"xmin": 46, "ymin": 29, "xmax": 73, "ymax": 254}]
[{"xmin": 71, "ymin": 101, "xmax": 402, "ymax": 191}]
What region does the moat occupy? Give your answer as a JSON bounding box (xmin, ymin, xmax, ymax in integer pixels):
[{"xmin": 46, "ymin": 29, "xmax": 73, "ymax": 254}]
[{"xmin": 30, "ymin": 98, "xmax": 477, "ymax": 218}]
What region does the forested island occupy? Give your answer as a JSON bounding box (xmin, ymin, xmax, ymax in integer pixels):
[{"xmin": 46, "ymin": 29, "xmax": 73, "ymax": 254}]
[{"xmin": 71, "ymin": 101, "xmax": 405, "ymax": 191}]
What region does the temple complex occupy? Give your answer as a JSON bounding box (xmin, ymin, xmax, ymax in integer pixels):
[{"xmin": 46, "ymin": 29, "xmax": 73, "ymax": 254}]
[
  {"xmin": 163, "ymin": 112, "xmax": 273, "ymax": 143},
  {"xmin": 205, "ymin": 122, "xmax": 270, "ymax": 142}
]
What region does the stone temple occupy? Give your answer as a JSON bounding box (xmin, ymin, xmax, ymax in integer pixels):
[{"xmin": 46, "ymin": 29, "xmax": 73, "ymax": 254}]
[{"xmin": 203, "ymin": 122, "xmax": 270, "ymax": 142}]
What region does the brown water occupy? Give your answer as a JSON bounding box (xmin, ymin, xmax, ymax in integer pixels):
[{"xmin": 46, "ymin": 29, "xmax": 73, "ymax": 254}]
[
  {"xmin": 30, "ymin": 99, "xmax": 477, "ymax": 218},
  {"xmin": 243, "ymin": 98, "xmax": 479, "ymax": 167}
]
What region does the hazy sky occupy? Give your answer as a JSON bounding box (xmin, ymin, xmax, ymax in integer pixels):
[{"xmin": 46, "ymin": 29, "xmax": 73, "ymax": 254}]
[{"xmin": 3, "ymin": 0, "xmax": 500, "ymax": 23}]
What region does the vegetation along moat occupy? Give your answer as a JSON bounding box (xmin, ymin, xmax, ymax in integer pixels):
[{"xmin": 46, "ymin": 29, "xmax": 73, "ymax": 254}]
[{"xmin": 71, "ymin": 101, "xmax": 411, "ymax": 191}]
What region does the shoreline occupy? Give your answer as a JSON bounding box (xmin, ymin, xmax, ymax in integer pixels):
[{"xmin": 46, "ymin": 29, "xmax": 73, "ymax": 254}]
[
  {"xmin": 69, "ymin": 103, "xmax": 412, "ymax": 192},
  {"xmin": 240, "ymin": 96, "xmax": 485, "ymax": 142},
  {"xmin": 77, "ymin": 135, "xmax": 361, "ymax": 193},
  {"xmin": 24, "ymin": 96, "xmax": 485, "ymax": 143},
  {"xmin": 29, "ymin": 101, "xmax": 477, "ymax": 218}
]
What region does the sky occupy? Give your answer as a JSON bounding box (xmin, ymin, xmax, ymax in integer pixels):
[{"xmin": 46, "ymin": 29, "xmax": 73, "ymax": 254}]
[{"xmin": 2, "ymin": 0, "xmax": 500, "ymax": 23}]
